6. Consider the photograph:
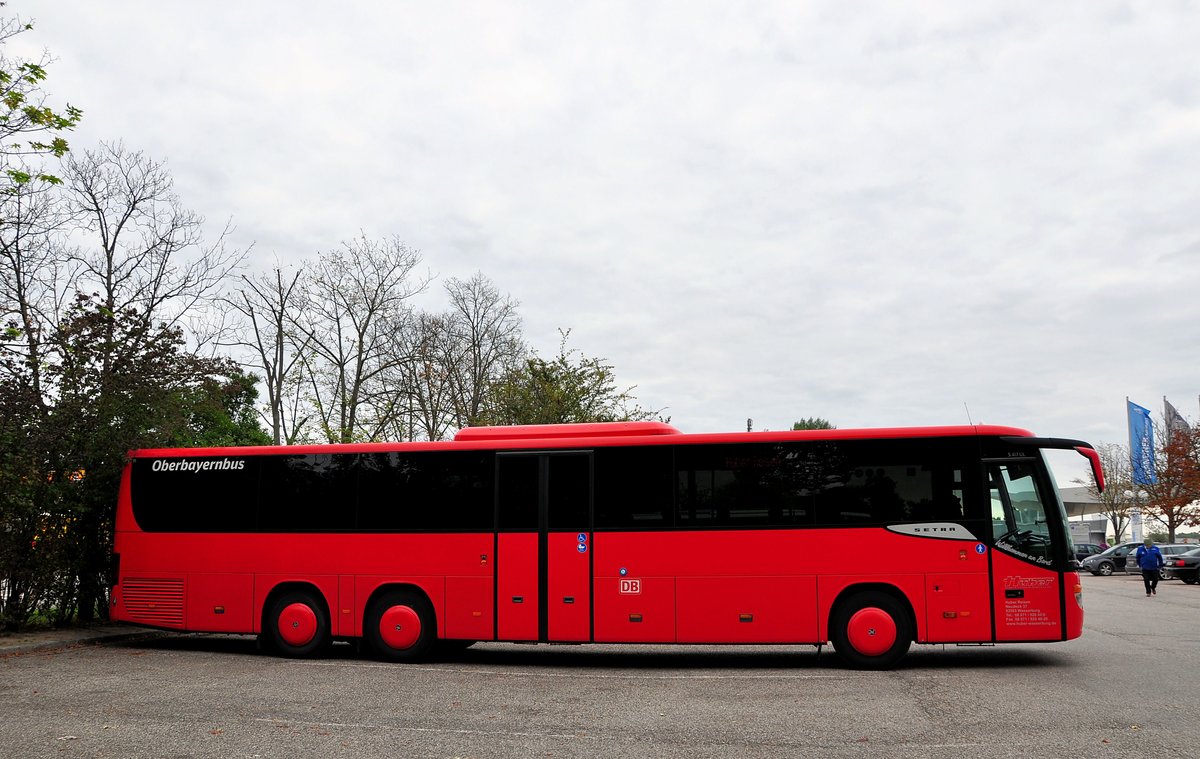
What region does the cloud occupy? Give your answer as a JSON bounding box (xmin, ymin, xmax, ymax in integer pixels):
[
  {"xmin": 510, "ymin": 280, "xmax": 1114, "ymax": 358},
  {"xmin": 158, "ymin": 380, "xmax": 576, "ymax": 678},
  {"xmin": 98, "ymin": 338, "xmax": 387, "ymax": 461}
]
[{"xmin": 19, "ymin": 0, "xmax": 1200, "ymax": 485}]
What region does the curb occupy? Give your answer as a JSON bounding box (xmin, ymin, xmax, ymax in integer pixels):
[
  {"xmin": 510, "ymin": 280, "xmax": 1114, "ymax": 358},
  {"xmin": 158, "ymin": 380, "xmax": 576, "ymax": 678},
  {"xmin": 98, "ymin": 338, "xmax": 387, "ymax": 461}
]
[{"xmin": 0, "ymin": 628, "xmax": 171, "ymax": 656}]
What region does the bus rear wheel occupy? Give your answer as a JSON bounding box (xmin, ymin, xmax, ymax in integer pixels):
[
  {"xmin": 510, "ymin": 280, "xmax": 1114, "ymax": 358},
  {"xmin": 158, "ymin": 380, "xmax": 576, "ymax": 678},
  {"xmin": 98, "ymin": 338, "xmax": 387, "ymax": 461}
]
[
  {"xmin": 365, "ymin": 589, "xmax": 435, "ymax": 662},
  {"xmin": 265, "ymin": 590, "xmax": 330, "ymax": 658},
  {"xmin": 831, "ymin": 591, "xmax": 912, "ymax": 670}
]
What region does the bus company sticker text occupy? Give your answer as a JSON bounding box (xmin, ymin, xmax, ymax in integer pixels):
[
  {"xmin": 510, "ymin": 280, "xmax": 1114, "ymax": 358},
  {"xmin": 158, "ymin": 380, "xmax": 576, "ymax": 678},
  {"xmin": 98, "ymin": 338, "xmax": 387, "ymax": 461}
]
[
  {"xmin": 619, "ymin": 578, "xmax": 641, "ymax": 595},
  {"xmin": 995, "ymin": 541, "xmax": 1054, "ymax": 567},
  {"xmin": 1002, "ymin": 575, "xmax": 1056, "ymax": 589},
  {"xmin": 151, "ymin": 458, "xmax": 246, "ymax": 473}
]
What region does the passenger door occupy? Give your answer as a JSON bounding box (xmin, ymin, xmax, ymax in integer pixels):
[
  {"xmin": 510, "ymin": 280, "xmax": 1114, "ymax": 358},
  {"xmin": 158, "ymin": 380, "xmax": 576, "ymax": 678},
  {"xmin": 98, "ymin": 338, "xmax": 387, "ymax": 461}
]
[
  {"xmin": 987, "ymin": 459, "xmax": 1065, "ymax": 641},
  {"xmin": 495, "ymin": 452, "xmax": 592, "ymax": 642}
]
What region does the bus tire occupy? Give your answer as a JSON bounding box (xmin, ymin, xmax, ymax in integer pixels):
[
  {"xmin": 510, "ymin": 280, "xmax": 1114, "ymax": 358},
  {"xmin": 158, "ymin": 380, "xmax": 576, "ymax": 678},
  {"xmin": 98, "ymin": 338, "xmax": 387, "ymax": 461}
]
[
  {"xmin": 831, "ymin": 591, "xmax": 912, "ymax": 670},
  {"xmin": 265, "ymin": 589, "xmax": 330, "ymax": 658},
  {"xmin": 365, "ymin": 589, "xmax": 435, "ymax": 662}
]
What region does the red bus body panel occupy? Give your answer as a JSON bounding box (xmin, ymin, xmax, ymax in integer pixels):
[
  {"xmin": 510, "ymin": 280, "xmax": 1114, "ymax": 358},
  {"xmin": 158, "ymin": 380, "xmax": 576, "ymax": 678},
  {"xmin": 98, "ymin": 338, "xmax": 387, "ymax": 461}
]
[
  {"xmin": 547, "ymin": 532, "xmax": 591, "ymax": 641},
  {"xmin": 113, "ymin": 531, "xmax": 491, "ymax": 639},
  {"xmin": 991, "ymin": 550, "xmax": 1063, "ymax": 641},
  {"xmin": 496, "ymin": 533, "xmax": 538, "ymax": 641},
  {"xmin": 592, "ymin": 529, "xmax": 993, "ymax": 645}
]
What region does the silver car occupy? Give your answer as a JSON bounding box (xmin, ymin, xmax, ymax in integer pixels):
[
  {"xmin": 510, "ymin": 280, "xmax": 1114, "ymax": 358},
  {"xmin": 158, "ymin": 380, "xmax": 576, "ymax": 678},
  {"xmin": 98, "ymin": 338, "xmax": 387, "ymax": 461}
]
[{"xmin": 1123, "ymin": 544, "xmax": 1198, "ymax": 576}]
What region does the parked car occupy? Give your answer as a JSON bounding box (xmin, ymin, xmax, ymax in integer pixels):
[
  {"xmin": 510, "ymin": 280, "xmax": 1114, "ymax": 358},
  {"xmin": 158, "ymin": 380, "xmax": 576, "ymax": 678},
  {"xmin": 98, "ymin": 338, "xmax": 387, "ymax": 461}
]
[
  {"xmin": 1124, "ymin": 544, "xmax": 1199, "ymax": 576},
  {"xmin": 1162, "ymin": 547, "xmax": 1200, "ymax": 585},
  {"xmin": 1073, "ymin": 543, "xmax": 1105, "ymax": 562},
  {"xmin": 1080, "ymin": 542, "xmax": 1140, "ymax": 576}
]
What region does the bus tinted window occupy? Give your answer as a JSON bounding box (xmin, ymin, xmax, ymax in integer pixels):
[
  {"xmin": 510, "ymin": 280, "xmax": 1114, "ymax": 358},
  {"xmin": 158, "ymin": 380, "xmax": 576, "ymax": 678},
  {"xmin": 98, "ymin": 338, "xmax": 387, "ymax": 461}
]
[
  {"xmin": 671, "ymin": 440, "xmax": 978, "ymax": 530},
  {"xmin": 497, "ymin": 454, "xmax": 540, "ymax": 530},
  {"xmin": 358, "ymin": 451, "xmax": 493, "ymax": 531},
  {"xmin": 594, "ymin": 446, "xmax": 674, "ymax": 529},
  {"xmin": 676, "ymin": 444, "xmax": 813, "ymax": 527},
  {"xmin": 129, "ymin": 456, "xmax": 260, "ymax": 532},
  {"xmin": 259, "ymin": 454, "xmax": 357, "ymax": 531},
  {"xmin": 807, "ymin": 441, "xmax": 975, "ymax": 527},
  {"xmin": 548, "ymin": 454, "xmax": 591, "ymax": 530}
]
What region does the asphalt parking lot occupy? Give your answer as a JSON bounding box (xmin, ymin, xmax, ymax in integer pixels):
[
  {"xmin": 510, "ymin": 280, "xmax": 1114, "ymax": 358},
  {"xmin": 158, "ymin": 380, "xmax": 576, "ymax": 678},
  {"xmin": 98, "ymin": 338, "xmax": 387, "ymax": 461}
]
[{"xmin": 2, "ymin": 572, "xmax": 1197, "ymax": 758}]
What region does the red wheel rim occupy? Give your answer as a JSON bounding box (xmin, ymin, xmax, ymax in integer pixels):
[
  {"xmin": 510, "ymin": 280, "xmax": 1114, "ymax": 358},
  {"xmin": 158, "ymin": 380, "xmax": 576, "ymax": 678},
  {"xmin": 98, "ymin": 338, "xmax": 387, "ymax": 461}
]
[
  {"xmin": 379, "ymin": 605, "xmax": 421, "ymax": 650},
  {"xmin": 846, "ymin": 607, "xmax": 897, "ymax": 657},
  {"xmin": 277, "ymin": 602, "xmax": 318, "ymax": 647}
]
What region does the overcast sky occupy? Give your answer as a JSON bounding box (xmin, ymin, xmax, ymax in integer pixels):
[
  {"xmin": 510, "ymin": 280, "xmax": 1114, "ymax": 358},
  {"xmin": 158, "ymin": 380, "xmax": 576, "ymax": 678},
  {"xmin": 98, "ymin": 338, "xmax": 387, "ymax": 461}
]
[{"xmin": 14, "ymin": 1, "xmax": 1200, "ymax": 481}]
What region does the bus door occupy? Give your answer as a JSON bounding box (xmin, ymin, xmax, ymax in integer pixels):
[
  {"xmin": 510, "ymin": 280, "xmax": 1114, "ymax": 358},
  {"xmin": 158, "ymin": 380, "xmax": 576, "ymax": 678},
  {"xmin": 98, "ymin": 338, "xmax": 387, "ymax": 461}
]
[
  {"xmin": 986, "ymin": 458, "xmax": 1066, "ymax": 641},
  {"xmin": 496, "ymin": 452, "xmax": 592, "ymax": 642}
]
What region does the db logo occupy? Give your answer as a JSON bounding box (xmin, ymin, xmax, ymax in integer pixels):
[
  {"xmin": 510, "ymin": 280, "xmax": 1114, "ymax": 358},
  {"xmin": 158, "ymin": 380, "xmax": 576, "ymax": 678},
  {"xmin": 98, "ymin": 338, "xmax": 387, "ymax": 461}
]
[{"xmin": 619, "ymin": 578, "xmax": 641, "ymax": 595}]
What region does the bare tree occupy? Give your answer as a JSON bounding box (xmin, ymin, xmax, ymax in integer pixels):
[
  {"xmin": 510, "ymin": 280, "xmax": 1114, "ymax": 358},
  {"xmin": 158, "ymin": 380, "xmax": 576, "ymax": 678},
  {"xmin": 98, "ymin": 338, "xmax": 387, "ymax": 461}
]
[
  {"xmin": 0, "ymin": 180, "xmax": 75, "ymax": 400},
  {"xmin": 2, "ymin": 139, "xmax": 250, "ymax": 626},
  {"xmin": 389, "ymin": 311, "xmax": 457, "ymax": 441},
  {"xmin": 225, "ymin": 265, "xmax": 311, "ymax": 444},
  {"xmin": 442, "ymin": 272, "xmax": 523, "ymax": 428},
  {"xmin": 293, "ymin": 234, "xmax": 428, "ymax": 443},
  {"xmin": 0, "ymin": 5, "xmax": 83, "ymax": 402},
  {"xmin": 1078, "ymin": 443, "xmax": 1136, "ymax": 543},
  {"xmin": 64, "ymin": 142, "xmax": 244, "ymax": 349}
]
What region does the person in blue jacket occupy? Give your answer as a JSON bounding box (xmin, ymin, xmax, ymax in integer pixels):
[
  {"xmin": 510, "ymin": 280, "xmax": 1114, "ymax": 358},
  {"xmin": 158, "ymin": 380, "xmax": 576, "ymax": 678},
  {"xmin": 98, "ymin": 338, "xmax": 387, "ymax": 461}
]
[{"xmin": 1136, "ymin": 537, "xmax": 1164, "ymax": 596}]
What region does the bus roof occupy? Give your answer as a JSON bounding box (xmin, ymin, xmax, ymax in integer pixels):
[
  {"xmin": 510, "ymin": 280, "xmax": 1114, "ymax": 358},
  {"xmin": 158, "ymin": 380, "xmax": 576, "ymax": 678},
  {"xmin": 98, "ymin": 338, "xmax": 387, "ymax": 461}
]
[
  {"xmin": 453, "ymin": 421, "xmax": 681, "ymax": 441},
  {"xmin": 128, "ymin": 423, "xmax": 1035, "ymax": 459}
]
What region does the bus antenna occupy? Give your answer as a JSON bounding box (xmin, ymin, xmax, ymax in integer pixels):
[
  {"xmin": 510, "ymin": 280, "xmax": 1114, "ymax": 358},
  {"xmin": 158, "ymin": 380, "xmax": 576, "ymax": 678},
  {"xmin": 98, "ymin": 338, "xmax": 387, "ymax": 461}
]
[{"xmin": 964, "ymin": 403, "xmax": 975, "ymax": 425}]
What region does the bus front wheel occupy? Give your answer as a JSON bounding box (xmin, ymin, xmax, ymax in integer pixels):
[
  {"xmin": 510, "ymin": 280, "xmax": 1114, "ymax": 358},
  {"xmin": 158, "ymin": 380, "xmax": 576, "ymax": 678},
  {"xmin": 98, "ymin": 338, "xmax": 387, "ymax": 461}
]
[
  {"xmin": 265, "ymin": 590, "xmax": 330, "ymax": 658},
  {"xmin": 831, "ymin": 591, "xmax": 912, "ymax": 670},
  {"xmin": 365, "ymin": 589, "xmax": 435, "ymax": 662}
]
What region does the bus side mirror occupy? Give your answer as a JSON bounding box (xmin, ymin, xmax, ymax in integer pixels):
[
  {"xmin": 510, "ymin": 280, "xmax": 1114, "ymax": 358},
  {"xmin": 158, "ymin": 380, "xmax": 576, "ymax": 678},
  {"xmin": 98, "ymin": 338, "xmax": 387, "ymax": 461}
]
[{"xmin": 1074, "ymin": 446, "xmax": 1105, "ymax": 493}]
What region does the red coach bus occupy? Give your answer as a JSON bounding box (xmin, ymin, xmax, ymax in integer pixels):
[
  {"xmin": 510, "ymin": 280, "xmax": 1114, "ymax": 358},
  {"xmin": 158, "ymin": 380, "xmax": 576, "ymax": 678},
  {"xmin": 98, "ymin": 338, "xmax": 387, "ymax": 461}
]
[{"xmin": 109, "ymin": 422, "xmax": 1105, "ymax": 669}]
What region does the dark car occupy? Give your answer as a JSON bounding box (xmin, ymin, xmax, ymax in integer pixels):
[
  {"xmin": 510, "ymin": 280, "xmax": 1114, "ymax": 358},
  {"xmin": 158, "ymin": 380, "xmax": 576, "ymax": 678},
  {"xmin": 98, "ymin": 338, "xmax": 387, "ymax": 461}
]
[
  {"xmin": 1162, "ymin": 547, "xmax": 1200, "ymax": 584},
  {"xmin": 1080, "ymin": 542, "xmax": 1140, "ymax": 576},
  {"xmin": 1073, "ymin": 543, "xmax": 1105, "ymax": 562}
]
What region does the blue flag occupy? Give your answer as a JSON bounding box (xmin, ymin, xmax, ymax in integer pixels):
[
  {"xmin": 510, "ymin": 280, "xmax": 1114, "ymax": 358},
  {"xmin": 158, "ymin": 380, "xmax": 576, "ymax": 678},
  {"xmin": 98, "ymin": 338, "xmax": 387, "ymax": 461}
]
[{"xmin": 1127, "ymin": 400, "xmax": 1157, "ymax": 485}]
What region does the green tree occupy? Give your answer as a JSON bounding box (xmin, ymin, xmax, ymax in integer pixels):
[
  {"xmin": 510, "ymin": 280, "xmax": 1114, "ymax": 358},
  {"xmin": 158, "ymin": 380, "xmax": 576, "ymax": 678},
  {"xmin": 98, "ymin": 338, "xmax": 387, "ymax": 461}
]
[
  {"xmin": 165, "ymin": 368, "xmax": 273, "ymax": 448},
  {"xmin": 480, "ymin": 330, "xmax": 655, "ymax": 426},
  {"xmin": 1, "ymin": 8, "xmax": 83, "ymax": 188},
  {"xmin": 0, "ymin": 139, "xmax": 248, "ymax": 628},
  {"xmin": 1, "ymin": 309, "xmax": 263, "ymax": 631},
  {"xmin": 792, "ymin": 417, "xmax": 835, "ymax": 430},
  {"xmin": 0, "ymin": 362, "xmax": 47, "ymax": 626}
]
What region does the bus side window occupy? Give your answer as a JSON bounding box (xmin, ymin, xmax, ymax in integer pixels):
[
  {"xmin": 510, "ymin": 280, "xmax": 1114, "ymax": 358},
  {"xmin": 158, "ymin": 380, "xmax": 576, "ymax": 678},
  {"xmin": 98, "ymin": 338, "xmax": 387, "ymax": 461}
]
[{"xmin": 594, "ymin": 447, "xmax": 673, "ymax": 530}]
